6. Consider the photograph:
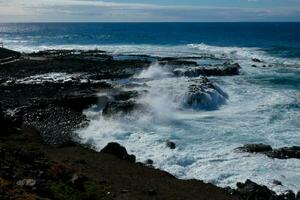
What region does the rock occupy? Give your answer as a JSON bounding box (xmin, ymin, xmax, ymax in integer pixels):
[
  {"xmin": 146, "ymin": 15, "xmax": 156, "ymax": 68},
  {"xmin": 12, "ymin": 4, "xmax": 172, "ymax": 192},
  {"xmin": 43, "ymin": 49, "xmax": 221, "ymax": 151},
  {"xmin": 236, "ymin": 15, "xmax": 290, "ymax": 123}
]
[
  {"xmin": 145, "ymin": 159, "xmax": 154, "ymax": 165},
  {"xmin": 252, "ymin": 58, "xmax": 263, "ymax": 63},
  {"xmin": 166, "ymin": 141, "xmax": 176, "ymax": 149},
  {"xmin": 278, "ymin": 190, "xmax": 296, "ymax": 200},
  {"xmin": 113, "ymin": 90, "xmax": 139, "ymax": 101},
  {"xmin": 100, "ymin": 142, "xmax": 136, "ymax": 163},
  {"xmin": 272, "ymin": 180, "xmax": 282, "ymax": 186},
  {"xmin": 237, "ymin": 144, "xmax": 300, "ymax": 159},
  {"xmin": 236, "ymin": 179, "xmax": 278, "ymax": 200},
  {"xmin": 16, "ymin": 179, "xmax": 36, "ymax": 187},
  {"xmin": 159, "ymin": 59, "xmax": 198, "ymax": 67},
  {"xmin": 236, "ymin": 144, "xmax": 273, "ymax": 153},
  {"xmin": 184, "ymin": 78, "xmax": 228, "ymax": 111},
  {"xmin": 174, "ymin": 63, "xmax": 240, "ymax": 77},
  {"xmin": 148, "ymin": 189, "xmax": 157, "ymax": 196},
  {"xmin": 102, "ymin": 100, "xmax": 144, "ymax": 117},
  {"xmin": 266, "ymin": 146, "xmax": 300, "ymax": 159},
  {"xmin": 70, "ymin": 174, "xmax": 88, "ymax": 190}
]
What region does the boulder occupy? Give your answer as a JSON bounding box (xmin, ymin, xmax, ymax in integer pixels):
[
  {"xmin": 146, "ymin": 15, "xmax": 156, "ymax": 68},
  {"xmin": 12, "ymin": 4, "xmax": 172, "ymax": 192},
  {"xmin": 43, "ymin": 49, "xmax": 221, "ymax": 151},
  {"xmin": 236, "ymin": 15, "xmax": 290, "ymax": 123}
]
[
  {"xmin": 235, "ymin": 179, "xmax": 296, "ymax": 200},
  {"xmin": 100, "ymin": 142, "xmax": 136, "ymax": 163},
  {"xmin": 166, "ymin": 140, "xmax": 176, "ymax": 149},
  {"xmin": 252, "ymin": 58, "xmax": 263, "ymax": 63},
  {"xmin": 184, "ymin": 78, "xmax": 228, "ymax": 111}
]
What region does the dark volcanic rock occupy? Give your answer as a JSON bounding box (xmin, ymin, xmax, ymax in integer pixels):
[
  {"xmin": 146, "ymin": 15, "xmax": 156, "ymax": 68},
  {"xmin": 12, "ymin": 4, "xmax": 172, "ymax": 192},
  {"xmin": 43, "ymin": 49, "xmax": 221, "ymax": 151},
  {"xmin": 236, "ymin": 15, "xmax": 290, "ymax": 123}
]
[
  {"xmin": 100, "ymin": 142, "xmax": 136, "ymax": 163},
  {"xmin": 235, "ymin": 180, "xmax": 296, "ymax": 200},
  {"xmin": 237, "ymin": 144, "xmax": 300, "ymax": 159},
  {"xmin": 266, "ymin": 146, "xmax": 300, "ymax": 159},
  {"xmin": 174, "ymin": 63, "xmax": 240, "ymax": 77},
  {"xmin": 237, "ymin": 144, "xmax": 273, "ymax": 153},
  {"xmin": 166, "ymin": 140, "xmax": 176, "ymax": 149},
  {"xmin": 102, "ymin": 100, "xmax": 144, "ymax": 117},
  {"xmin": 113, "ymin": 90, "xmax": 139, "ymax": 101},
  {"xmin": 184, "ymin": 78, "xmax": 228, "ymax": 110},
  {"xmin": 252, "ymin": 58, "xmax": 263, "ymax": 63},
  {"xmin": 159, "ymin": 59, "xmax": 198, "ymax": 67}
]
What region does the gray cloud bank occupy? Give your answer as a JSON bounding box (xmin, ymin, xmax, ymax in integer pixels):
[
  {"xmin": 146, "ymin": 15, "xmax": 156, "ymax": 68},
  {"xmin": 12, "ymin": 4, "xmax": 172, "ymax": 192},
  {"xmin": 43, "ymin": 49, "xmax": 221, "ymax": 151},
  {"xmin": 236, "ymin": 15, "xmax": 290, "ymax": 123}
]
[{"xmin": 0, "ymin": 0, "xmax": 299, "ymax": 22}]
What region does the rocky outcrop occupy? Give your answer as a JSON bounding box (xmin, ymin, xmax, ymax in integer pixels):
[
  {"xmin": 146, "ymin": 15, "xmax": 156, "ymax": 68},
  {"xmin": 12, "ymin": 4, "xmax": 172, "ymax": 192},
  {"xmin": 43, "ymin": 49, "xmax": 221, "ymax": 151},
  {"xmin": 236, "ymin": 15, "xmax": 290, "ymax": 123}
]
[
  {"xmin": 233, "ymin": 179, "xmax": 297, "ymax": 200},
  {"xmin": 174, "ymin": 63, "xmax": 240, "ymax": 77},
  {"xmin": 100, "ymin": 142, "xmax": 136, "ymax": 163},
  {"xmin": 236, "ymin": 144, "xmax": 300, "ymax": 159},
  {"xmin": 184, "ymin": 78, "xmax": 228, "ymax": 110},
  {"xmin": 102, "ymin": 100, "xmax": 145, "ymax": 117}
]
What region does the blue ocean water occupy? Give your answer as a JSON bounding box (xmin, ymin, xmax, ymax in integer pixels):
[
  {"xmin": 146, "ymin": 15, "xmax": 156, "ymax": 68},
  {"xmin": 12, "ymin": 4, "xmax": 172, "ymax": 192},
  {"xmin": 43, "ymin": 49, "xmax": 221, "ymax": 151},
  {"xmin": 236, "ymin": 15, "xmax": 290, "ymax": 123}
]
[{"xmin": 1, "ymin": 23, "xmax": 299, "ymax": 193}]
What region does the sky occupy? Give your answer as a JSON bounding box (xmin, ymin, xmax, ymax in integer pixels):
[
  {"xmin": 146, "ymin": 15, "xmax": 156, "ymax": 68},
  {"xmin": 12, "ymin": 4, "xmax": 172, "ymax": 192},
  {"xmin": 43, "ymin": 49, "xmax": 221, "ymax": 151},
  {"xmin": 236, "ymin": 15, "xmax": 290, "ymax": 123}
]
[{"xmin": 0, "ymin": 0, "xmax": 300, "ymax": 22}]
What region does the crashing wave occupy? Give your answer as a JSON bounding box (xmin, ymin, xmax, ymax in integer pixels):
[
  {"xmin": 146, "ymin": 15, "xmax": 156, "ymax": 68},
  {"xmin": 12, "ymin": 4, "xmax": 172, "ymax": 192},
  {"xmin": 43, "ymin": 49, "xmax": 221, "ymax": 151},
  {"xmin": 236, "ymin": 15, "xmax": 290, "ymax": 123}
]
[{"xmin": 183, "ymin": 78, "xmax": 228, "ymax": 111}]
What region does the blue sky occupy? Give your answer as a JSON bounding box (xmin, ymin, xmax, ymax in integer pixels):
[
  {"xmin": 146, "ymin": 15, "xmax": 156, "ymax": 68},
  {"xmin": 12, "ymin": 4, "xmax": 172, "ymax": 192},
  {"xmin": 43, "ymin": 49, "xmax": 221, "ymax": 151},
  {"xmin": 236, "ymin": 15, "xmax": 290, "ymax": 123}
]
[{"xmin": 0, "ymin": 0, "xmax": 300, "ymax": 22}]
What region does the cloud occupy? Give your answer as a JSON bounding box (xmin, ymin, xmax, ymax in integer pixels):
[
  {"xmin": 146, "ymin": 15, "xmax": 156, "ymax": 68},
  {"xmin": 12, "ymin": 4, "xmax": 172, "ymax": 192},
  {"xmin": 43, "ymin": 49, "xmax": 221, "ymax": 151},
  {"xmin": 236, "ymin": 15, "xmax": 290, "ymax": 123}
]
[{"xmin": 0, "ymin": 0, "xmax": 299, "ymax": 22}]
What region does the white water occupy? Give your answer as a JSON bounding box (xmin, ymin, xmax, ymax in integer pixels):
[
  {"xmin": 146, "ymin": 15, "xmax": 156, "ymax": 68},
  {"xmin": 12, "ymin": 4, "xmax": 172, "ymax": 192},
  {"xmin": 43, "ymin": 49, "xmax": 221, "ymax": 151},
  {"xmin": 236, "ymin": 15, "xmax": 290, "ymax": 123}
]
[{"xmin": 8, "ymin": 43, "xmax": 300, "ymax": 193}]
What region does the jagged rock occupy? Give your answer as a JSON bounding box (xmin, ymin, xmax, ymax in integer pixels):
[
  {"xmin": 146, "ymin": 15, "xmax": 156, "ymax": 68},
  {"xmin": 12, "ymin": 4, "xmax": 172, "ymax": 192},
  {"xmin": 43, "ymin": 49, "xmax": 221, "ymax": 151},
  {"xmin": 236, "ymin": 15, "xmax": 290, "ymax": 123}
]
[
  {"xmin": 184, "ymin": 78, "xmax": 228, "ymax": 110},
  {"xmin": 100, "ymin": 142, "xmax": 136, "ymax": 163},
  {"xmin": 159, "ymin": 59, "xmax": 198, "ymax": 67},
  {"xmin": 174, "ymin": 63, "xmax": 240, "ymax": 77},
  {"xmin": 266, "ymin": 146, "xmax": 300, "ymax": 159},
  {"xmin": 102, "ymin": 100, "xmax": 144, "ymax": 117},
  {"xmin": 113, "ymin": 90, "xmax": 139, "ymax": 101},
  {"xmin": 237, "ymin": 144, "xmax": 300, "ymax": 159},
  {"xmin": 145, "ymin": 159, "xmax": 154, "ymax": 165},
  {"xmin": 273, "ymin": 180, "xmax": 282, "ymax": 186},
  {"xmin": 166, "ymin": 141, "xmax": 176, "ymax": 149},
  {"xmin": 252, "ymin": 58, "xmax": 263, "ymax": 63},
  {"xmin": 235, "ymin": 179, "xmax": 296, "ymax": 200},
  {"xmin": 237, "ymin": 144, "xmax": 273, "ymax": 153}
]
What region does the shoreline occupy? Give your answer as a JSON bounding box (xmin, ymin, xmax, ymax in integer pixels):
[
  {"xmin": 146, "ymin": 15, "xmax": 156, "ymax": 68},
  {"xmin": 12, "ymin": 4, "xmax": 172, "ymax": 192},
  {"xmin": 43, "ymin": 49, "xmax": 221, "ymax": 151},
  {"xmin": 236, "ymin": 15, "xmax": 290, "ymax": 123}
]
[{"xmin": 0, "ymin": 47, "xmax": 299, "ymax": 199}]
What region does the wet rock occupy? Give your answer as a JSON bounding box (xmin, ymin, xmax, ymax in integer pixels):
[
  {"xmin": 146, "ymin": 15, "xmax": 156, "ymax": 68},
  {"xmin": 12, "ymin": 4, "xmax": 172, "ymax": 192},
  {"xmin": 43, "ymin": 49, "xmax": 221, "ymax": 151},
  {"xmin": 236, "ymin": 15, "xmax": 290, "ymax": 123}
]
[
  {"xmin": 145, "ymin": 159, "xmax": 154, "ymax": 167},
  {"xmin": 166, "ymin": 141, "xmax": 176, "ymax": 149},
  {"xmin": 100, "ymin": 142, "xmax": 136, "ymax": 163},
  {"xmin": 278, "ymin": 190, "xmax": 296, "ymax": 200},
  {"xmin": 159, "ymin": 59, "xmax": 198, "ymax": 67},
  {"xmin": 113, "ymin": 90, "xmax": 139, "ymax": 101},
  {"xmin": 267, "ymin": 146, "xmax": 300, "ymax": 159},
  {"xmin": 252, "ymin": 58, "xmax": 263, "ymax": 63},
  {"xmin": 184, "ymin": 78, "xmax": 228, "ymax": 110},
  {"xmin": 16, "ymin": 179, "xmax": 36, "ymax": 187},
  {"xmin": 102, "ymin": 100, "xmax": 144, "ymax": 117},
  {"xmin": 237, "ymin": 144, "xmax": 300, "ymax": 159},
  {"xmin": 272, "ymin": 180, "xmax": 282, "ymax": 186},
  {"xmin": 237, "ymin": 144, "xmax": 273, "ymax": 153},
  {"xmin": 174, "ymin": 63, "xmax": 240, "ymax": 77}
]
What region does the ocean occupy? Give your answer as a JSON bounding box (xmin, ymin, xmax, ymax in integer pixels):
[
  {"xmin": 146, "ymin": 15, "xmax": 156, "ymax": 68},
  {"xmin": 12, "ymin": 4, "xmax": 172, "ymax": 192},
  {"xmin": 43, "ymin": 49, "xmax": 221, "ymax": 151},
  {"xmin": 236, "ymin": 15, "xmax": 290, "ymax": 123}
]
[{"xmin": 1, "ymin": 23, "xmax": 299, "ymax": 193}]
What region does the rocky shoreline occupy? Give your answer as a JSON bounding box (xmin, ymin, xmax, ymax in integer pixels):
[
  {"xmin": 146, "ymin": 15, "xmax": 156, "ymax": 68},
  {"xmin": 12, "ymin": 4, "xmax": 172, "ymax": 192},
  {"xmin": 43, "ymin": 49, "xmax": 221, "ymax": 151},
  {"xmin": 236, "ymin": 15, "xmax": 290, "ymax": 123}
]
[{"xmin": 1, "ymin": 47, "xmax": 299, "ymax": 199}]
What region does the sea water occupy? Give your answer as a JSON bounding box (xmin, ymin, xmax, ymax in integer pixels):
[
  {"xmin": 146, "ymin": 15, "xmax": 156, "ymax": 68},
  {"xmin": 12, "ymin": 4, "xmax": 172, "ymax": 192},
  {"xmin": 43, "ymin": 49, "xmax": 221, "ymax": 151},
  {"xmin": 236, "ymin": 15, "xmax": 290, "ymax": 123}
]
[{"xmin": 1, "ymin": 23, "xmax": 299, "ymax": 193}]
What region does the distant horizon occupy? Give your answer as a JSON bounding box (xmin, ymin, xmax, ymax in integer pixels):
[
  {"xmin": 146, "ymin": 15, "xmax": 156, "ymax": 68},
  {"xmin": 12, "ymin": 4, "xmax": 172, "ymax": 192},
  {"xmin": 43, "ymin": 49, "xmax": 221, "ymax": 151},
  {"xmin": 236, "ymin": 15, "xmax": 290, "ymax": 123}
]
[{"xmin": 1, "ymin": 21, "xmax": 300, "ymax": 23}]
